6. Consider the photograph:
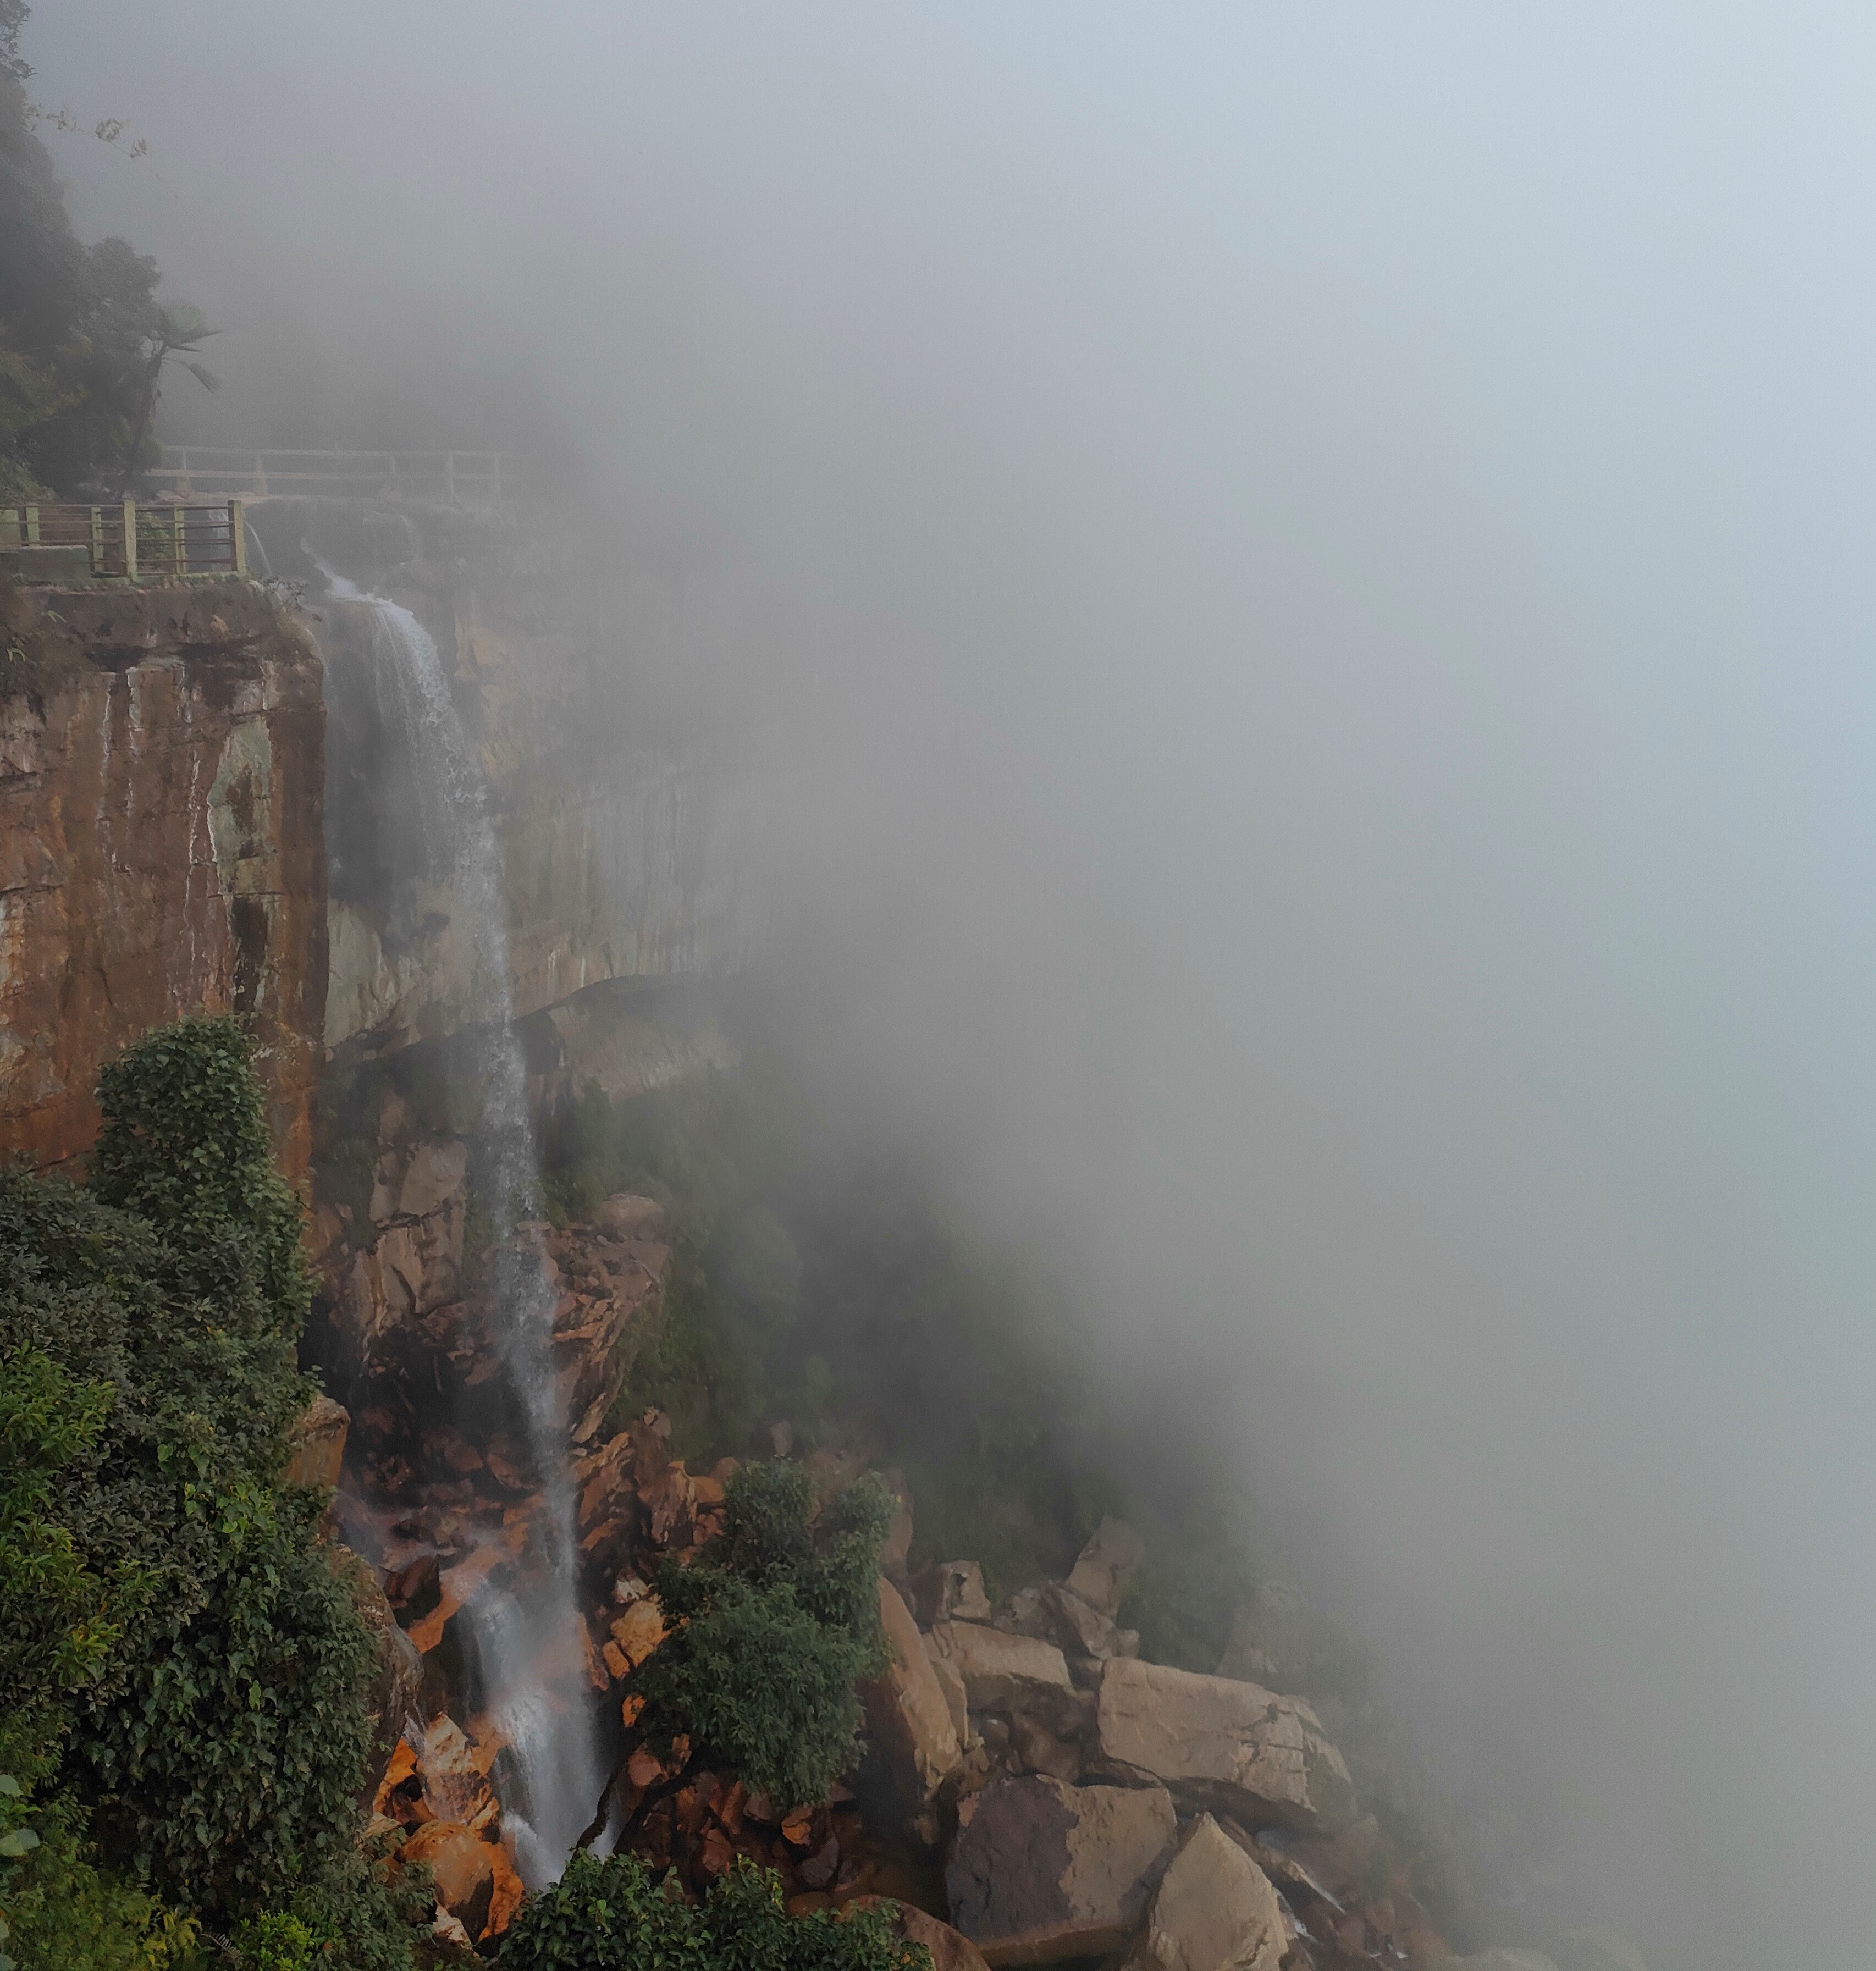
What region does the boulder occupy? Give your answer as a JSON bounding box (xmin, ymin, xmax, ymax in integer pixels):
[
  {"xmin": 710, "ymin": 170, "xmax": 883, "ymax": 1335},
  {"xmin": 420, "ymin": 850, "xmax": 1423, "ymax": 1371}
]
[
  {"xmin": 1063, "ymin": 1518, "xmax": 1145, "ymax": 1618},
  {"xmin": 401, "ymin": 1820, "xmax": 494, "ymax": 1940},
  {"xmin": 915, "ymin": 1630, "xmax": 967, "ymax": 1730},
  {"xmin": 595, "ymin": 1192, "xmax": 665, "ymax": 1240},
  {"xmin": 862, "ymin": 1577, "xmax": 963, "ymax": 1807},
  {"xmin": 1041, "ymin": 1581, "xmax": 1136, "ymax": 1665},
  {"xmin": 928, "ymin": 1621, "xmax": 1075, "ymax": 1714},
  {"xmin": 1553, "ymin": 1933, "xmax": 1649, "ymax": 1971},
  {"xmin": 1123, "ymin": 1813, "xmax": 1288, "ymax": 1971},
  {"xmin": 846, "ymin": 1897, "xmax": 993, "ymax": 1971},
  {"xmin": 547, "ymin": 1214, "xmax": 669, "ymax": 1445},
  {"xmin": 284, "ymin": 1396, "xmax": 349, "ymax": 1490},
  {"xmin": 332, "ymin": 1548, "xmax": 421, "ymax": 1810},
  {"xmin": 1094, "ymin": 1658, "xmax": 1355, "ymax": 1832},
  {"xmin": 946, "ymin": 1774, "xmax": 1178, "ymax": 1965},
  {"xmin": 911, "ymin": 1560, "xmax": 995, "ymax": 1627},
  {"xmin": 420, "ymin": 1713, "xmax": 499, "ymax": 1831}
]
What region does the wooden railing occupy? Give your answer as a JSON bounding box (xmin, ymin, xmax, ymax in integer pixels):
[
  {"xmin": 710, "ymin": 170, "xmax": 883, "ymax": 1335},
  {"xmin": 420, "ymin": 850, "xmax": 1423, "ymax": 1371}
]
[
  {"xmin": 0, "ymin": 500, "xmax": 248, "ymax": 583},
  {"xmin": 149, "ymin": 447, "xmax": 525, "ymax": 505}
]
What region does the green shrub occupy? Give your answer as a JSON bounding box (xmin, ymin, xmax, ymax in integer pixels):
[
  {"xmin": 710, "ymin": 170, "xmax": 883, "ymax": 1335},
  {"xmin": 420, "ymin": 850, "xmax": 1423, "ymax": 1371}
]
[
  {"xmin": 0, "ymin": 1019, "xmax": 418, "ymax": 1967},
  {"xmin": 629, "ymin": 1463, "xmax": 891, "ymax": 1809},
  {"xmin": 0, "ymin": 1770, "xmax": 198, "ymax": 1971},
  {"xmin": 496, "ymin": 1850, "xmax": 930, "ymax": 1971}
]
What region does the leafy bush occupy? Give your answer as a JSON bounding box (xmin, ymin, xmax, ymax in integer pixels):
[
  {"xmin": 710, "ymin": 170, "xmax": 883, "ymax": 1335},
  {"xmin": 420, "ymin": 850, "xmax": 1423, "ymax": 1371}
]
[
  {"xmin": 0, "ymin": 1769, "xmax": 198, "ymax": 1971},
  {"xmin": 0, "ymin": 1018, "xmax": 417, "ymax": 1967},
  {"xmin": 630, "ymin": 1462, "xmax": 891, "ymax": 1809},
  {"xmin": 497, "ymin": 1850, "xmax": 930, "ymax": 1971}
]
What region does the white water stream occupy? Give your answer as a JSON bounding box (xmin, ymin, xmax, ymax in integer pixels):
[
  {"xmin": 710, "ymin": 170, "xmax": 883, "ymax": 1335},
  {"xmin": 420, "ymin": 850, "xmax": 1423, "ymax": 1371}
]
[{"xmin": 325, "ymin": 570, "xmax": 604, "ymax": 1885}]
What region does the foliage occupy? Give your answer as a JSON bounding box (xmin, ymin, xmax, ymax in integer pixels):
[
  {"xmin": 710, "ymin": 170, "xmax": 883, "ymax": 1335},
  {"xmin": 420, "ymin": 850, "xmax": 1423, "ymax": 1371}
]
[
  {"xmin": 0, "ymin": 1771, "xmax": 198, "ymax": 1971},
  {"xmin": 0, "ymin": 1019, "xmax": 419, "ymax": 1967},
  {"xmin": 629, "ymin": 1463, "xmax": 891, "ymax": 1809},
  {"xmin": 91, "ymin": 1014, "xmax": 312, "ymax": 1337},
  {"xmin": 230, "ymin": 1911, "xmax": 321, "ymax": 1971},
  {"xmin": 496, "ymin": 1850, "xmax": 930, "ymax": 1971},
  {"xmin": 0, "ymin": 1349, "xmax": 133, "ymax": 1774},
  {"xmin": 0, "ymin": 2, "xmax": 27, "ymax": 85}
]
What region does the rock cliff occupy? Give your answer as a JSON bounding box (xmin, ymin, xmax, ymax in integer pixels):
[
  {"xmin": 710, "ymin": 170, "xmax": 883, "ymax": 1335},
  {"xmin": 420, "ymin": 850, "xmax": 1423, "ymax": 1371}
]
[{"xmin": 0, "ymin": 579, "xmax": 326, "ymax": 1177}]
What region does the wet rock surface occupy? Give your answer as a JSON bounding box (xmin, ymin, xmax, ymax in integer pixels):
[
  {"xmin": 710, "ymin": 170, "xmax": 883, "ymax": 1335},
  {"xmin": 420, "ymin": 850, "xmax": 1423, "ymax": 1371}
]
[{"xmin": 1093, "ymin": 1656, "xmax": 1357, "ymax": 1832}]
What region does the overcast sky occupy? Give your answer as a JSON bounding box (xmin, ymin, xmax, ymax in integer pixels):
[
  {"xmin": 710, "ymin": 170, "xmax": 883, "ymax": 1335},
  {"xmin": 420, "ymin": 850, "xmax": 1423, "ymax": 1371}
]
[{"xmin": 30, "ymin": 7, "xmax": 1876, "ymax": 1965}]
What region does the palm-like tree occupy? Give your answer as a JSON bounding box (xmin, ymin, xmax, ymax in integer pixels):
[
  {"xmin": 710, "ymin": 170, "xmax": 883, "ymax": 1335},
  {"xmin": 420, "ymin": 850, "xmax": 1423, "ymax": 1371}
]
[{"xmin": 115, "ymin": 301, "xmax": 219, "ymax": 497}]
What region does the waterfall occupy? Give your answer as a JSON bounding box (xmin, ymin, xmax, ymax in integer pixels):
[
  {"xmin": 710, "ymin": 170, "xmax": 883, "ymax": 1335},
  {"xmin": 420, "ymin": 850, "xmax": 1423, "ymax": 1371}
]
[{"xmin": 327, "ymin": 570, "xmax": 604, "ymax": 1885}]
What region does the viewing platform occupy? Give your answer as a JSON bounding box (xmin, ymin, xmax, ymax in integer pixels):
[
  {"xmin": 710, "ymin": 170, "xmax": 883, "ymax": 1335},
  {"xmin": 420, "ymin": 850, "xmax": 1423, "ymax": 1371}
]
[
  {"xmin": 0, "ymin": 499, "xmax": 247, "ymax": 583},
  {"xmin": 150, "ymin": 446, "xmax": 525, "ymax": 506}
]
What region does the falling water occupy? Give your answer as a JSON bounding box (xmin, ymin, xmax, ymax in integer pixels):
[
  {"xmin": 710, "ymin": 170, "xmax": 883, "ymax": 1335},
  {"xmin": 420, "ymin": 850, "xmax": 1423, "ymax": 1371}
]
[{"xmin": 326, "ymin": 569, "xmax": 604, "ymax": 1884}]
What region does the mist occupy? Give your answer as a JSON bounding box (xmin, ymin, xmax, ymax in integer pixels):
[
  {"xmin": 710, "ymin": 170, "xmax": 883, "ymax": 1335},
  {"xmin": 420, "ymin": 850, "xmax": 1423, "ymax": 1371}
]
[{"xmin": 30, "ymin": 5, "xmax": 1876, "ymax": 1964}]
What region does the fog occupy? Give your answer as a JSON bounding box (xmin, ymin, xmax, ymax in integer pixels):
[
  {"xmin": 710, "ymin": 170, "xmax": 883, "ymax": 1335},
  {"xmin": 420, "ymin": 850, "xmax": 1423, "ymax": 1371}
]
[{"xmin": 31, "ymin": 5, "xmax": 1876, "ymax": 1964}]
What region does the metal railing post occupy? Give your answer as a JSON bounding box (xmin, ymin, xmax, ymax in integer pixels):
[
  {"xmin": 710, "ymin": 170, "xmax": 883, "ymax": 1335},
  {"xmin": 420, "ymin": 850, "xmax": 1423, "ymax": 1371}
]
[
  {"xmin": 122, "ymin": 500, "xmax": 138, "ymax": 581},
  {"xmin": 230, "ymin": 499, "xmax": 246, "ymax": 577}
]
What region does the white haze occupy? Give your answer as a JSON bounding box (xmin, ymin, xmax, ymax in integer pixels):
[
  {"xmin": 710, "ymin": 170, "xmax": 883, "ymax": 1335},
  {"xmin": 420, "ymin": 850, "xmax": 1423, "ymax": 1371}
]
[{"xmin": 32, "ymin": 5, "xmax": 1876, "ymax": 1966}]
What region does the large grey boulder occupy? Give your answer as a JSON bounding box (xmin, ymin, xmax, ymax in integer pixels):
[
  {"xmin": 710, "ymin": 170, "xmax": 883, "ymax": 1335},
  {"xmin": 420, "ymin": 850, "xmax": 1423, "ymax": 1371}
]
[
  {"xmin": 861, "ymin": 1576, "xmax": 963, "ymax": 1807},
  {"xmin": 928, "ymin": 1620, "xmax": 1076, "ymax": 1713},
  {"xmin": 1094, "ymin": 1657, "xmax": 1355, "ymax": 1831},
  {"xmin": 1123, "ymin": 1813, "xmax": 1288, "ymax": 1971},
  {"xmin": 946, "ymin": 1774, "xmax": 1178, "ymax": 1965},
  {"xmin": 1064, "ymin": 1517, "xmax": 1146, "ymax": 1617},
  {"xmin": 1552, "ymin": 1929, "xmax": 1648, "ymax": 1971}
]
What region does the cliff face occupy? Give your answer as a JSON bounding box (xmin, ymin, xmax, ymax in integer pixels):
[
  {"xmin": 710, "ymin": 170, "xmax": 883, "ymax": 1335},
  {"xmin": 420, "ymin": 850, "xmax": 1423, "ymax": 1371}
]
[
  {"xmin": 0, "ymin": 581, "xmax": 327, "ymax": 1177},
  {"xmin": 313, "ymin": 560, "xmax": 769, "ymax": 1064}
]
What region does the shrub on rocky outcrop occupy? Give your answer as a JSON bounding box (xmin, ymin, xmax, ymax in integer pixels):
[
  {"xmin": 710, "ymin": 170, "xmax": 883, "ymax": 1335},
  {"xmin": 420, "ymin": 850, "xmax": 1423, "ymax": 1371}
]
[
  {"xmin": 0, "ymin": 1017, "xmax": 423, "ymax": 1967},
  {"xmin": 497, "ymin": 1850, "xmax": 931, "ymax": 1971},
  {"xmin": 628, "ymin": 1461, "xmax": 892, "ymax": 1808}
]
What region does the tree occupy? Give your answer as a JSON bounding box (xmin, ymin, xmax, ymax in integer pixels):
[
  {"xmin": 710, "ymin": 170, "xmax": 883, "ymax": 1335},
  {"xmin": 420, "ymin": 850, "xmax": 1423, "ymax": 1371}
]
[
  {"xmin": 0, "ymin": 7, "xmax": 216, "ymax": 499},
  {"xmin": 624, "ymin": 1462, "xmax": 892, "ymax": 1811},
  {"xmin": 498, "ymin": 1851, "xmax": 930, "ymax": 1971},
  {"xmin": 0, "ymin": 1019, "xmax": 420, "ymax": 1967},
  {"xmin": 111, "ymin": 300, "xmax": 218, "ymax": 498}
]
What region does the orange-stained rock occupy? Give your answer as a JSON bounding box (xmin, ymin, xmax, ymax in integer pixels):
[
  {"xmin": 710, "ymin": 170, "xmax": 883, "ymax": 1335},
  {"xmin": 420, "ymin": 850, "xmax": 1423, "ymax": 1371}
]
[
  {"xmin": 373, "ymin": 1738, "xmax": 418, "ymax": 1817},
  {"xmin": 483, "ymin": 1840, "xmax": 526, "ymax": 1939},
  {"xmin": 402, "ymin": 1820, "xmax": 495, "ymax": 1939},
  {"xmin": 610, "ymin": 1598, "xmax": 665, "ymax": 1668},
  {"xmin": 0, "ymin": 581, "xmax": 326, "ymax": 1180}
]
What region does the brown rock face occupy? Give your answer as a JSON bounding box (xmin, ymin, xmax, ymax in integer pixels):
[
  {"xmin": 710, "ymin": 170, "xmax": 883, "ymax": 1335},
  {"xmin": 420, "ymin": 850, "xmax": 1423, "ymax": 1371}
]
[
  {"xmin": 0, "ymin": 581, "xmax": 326, "ymax": 1178},
  {"xmin": 1093, "ymin": 1658, "xmax": 1355, "ymax": 1833},
  {"xmin": 862, "ymin": 1576, "xmax": 963, "ymax": 1809},
  {"xmin": 945, "ymin": 1774, "xmax": 1178, "ymax": 1966}
]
